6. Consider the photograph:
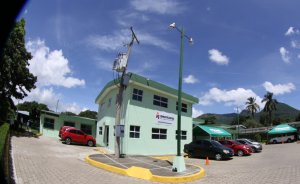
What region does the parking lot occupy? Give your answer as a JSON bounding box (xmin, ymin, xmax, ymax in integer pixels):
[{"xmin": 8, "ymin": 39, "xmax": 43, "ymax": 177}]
[{"xmin": 12, "ymin": 136, "xmax": 300, "ymax": 184}]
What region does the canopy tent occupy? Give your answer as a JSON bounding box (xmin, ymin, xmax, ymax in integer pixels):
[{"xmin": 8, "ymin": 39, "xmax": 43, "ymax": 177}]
[
  {"xmin": 194, "ymin": 125, "xmax": 232, "ymax": 139},
  {"xmin": 267, "ymin": 124, "xmax": 297, "ymax": 135}
]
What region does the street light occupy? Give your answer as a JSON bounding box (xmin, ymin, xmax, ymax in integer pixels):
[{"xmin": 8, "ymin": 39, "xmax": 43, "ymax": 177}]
[{"xmin": 169, "ymin": 22, "xmax": 193, "ymax": 172}]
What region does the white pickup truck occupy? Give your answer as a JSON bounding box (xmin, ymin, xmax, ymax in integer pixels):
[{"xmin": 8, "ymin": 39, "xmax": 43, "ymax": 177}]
[{"xmin": 269, "ymin": 135, "xmax": 295, "ymax": 144}]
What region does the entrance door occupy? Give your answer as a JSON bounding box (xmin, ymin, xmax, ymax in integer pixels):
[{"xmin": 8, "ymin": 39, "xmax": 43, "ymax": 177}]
[{"xmin": 104, "ymin": 126, "xmax": 109, "ymax": 146}]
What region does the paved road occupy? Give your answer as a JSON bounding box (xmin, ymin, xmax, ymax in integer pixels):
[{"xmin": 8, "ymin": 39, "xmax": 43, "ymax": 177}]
[{"xmin": 12, "ymin": 136, "xmax": 300, "ymax": 184}]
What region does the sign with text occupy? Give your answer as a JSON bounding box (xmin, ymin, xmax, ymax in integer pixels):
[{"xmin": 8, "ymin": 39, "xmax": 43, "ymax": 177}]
[{"xmin": 155, "ymin": 111, "xmax": 175, "ymax": 126}]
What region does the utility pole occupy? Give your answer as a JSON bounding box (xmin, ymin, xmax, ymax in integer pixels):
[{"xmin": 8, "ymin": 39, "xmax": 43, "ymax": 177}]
[{"xmin": 114, "ymin": 27, "xmax": 139, "ymax": 158}]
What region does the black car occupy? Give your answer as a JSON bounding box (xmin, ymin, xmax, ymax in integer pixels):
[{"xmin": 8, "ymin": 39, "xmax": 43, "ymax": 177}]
[{"xmin": 184, "ymin": 139, "xmax": 234, "ymax": 160}]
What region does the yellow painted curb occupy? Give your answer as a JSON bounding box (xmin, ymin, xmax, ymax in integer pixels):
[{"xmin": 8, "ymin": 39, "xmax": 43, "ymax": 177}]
[
  {"xmin": 86, "ymin": 155, "xmax": 205, "ymax": 183},
  {"xmin": 152, "ymin": 165, "xmax": 206, "ymax": 183}
]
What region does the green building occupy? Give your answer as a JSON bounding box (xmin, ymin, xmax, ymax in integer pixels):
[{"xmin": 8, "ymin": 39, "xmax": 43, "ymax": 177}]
[
  {"xmin": 95, "ymin": 73, "xmax": 198, "ymax": 155},
  {"xmin": 39, "ymin": 110, "xmax": 97, "ymax": 138}
]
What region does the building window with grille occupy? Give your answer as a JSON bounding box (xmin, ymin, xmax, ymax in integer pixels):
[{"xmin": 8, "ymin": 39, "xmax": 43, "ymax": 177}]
[
  {"xmin": 44, "ymin": 118, "xmax": 55, "ymax": 129},
  {"xmin": 153, "ymin": 95, "xmax": 168, "ymax": 108},
  {"xmin": 81, "ymin": 124, "xmax": 92, "ymax": 135},
  {"xmin": 132, "ymin": 88, "xmax": 143, "ymax": 102},
  {"xmin": 64, "ymin": 121, "xmax": 75, "ymax": 127},
  {"xmin": 99, "ymin": 127, "xmax": 103, "ymax": 135},
  {"xmin": 176, "ymin": 102, "xmax": 188, "ymax": 113},
  {"xmin": 176, "ymin": 130, "xmax": 187, "ymax": 140},
  {"xmin": 152, "ymin": 128, "xmax": 167, "ymax": 139},
  {"xmin": 129, "ymin": 125, "xmax": 140, "ymax": 138}
]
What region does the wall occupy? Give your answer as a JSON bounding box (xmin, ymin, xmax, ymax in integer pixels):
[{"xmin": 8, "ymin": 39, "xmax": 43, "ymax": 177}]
[{"xmin": 40, "ymin": 112, "xmax": 97, "ymax": 138}]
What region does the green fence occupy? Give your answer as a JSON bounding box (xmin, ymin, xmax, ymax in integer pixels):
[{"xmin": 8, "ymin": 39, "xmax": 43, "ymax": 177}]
[{"xmin": 0, "ymin": 123, "xmax": 10, "ymax": 184}]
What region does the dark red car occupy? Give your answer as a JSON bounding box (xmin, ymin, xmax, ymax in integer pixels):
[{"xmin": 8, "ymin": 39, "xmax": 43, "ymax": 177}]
[
  {"xmin": 218, "ymin": 140, "xmax": 252, "ymax": 156},
  {"xmin": 61, "ymin": 127, "xmax": 96, "ymax": 147},
  {"xmin": 59, "ymin": 126, "xmax": 72, "ymax": 138}
]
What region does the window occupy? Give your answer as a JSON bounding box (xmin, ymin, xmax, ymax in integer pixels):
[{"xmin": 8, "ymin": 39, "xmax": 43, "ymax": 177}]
[
  {"xmin": 108, "ymin": 98, "xmax": 112, "ymax": 107},
  {"xmin": 76, "ymin": 130, "xmax": 85, "ymax": 135},
  {"xmin": 152, "ymin": 128, "xmax": 167, "ymax": 139},
  {"xmin": 44, "ymin": 118, "xmax": 54, "ymax": 129},
  {"xmin": 81, "ymin": 124, "xmax": 92, "ymax": 135},
  {"xmin": 69, "ymin": 129, "xmax": 76, "ymax": 134},
  {"xmin": 64, "ymin": 121, "xmax": 75, "ymax": 127},
  {"xmin": 100, "ymin": 102, "xmax": 105, "ymax": 111},
  {"xmin": 176, "ymin": 102, "xmax": 188, "ymax": 113},
  {"xmin": 129, "ymin": 125, "xmax": 140, "ymax": 138},
  {"xmin": 176, "ymin": 130, "xmax": 187, "ymax": 140},
  {"xmin": 132, "ymin": 88, "xmax": 143, "ymax": 102},
  {"xmin": 153, "ymin": 95, "xmax": 168, "ymax": 108},
  {"xmin": 99, "ymin": 127, "xmax": 103, "ymax": 135}
]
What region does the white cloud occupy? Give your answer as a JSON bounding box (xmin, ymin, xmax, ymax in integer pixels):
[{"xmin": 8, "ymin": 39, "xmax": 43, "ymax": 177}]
[
  {"xmin": 192, "ymin": 107, "xmax": 204, "ymax": 118},
  {"xmin": 279, "ymin": 47, "xmax": 290, "ymax": 63},
  {"xmin": 262, "ymin": 81, "xmax": 295, "ymax": 95},
  {"xmin": 298, "ymin": 54, "xmax": 300, "ymax": 59},
  {"xmin": 19, "ymin": 87, "xmax": 86, "ymax": 114},
  {"xmin": 208, "ymin": 49, "xmax": 229, "ymax": 65},
  {"xmin": 130, "ymin": 0, "xmax": 185, "ymax": 14},
  {"xmin": 87, "ymin": 29, "xmax": 173, "ymax": 52},
  {"xmin": 183, "ymin": 75, "xmax": 199, "ymax": 84},
  {"xmin": 285, "ymin": 27, "xmax": 299, "ymax": 36},
  {"xmin": 61, "ymin": 102, "xmax": 86, "ymax": 114},
  {"xmin": 291, "ymin": 40, "xmax": 300, "ymax": 49},
  {"xmin": 26, "ymin": 39, "xmax": 85, "ymax": 88},
  {"xmin": 199, "ymin": 87, "xmax": 263, "ymax": 107}
]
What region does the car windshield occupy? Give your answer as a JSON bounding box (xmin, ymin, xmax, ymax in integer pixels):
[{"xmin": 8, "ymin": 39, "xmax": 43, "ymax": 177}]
[{"xmin": 211, "ymin": 140, "xmax": 223, "ymax": 147}]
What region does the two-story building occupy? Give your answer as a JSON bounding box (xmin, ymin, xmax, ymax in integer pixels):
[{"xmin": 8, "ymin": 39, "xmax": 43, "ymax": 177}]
[{"xmin": 95, "ymin": 73, "xmax": 198, "ymax": 155}]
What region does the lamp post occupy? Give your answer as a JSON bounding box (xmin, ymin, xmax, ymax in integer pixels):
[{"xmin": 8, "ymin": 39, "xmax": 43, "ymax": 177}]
[{"xmin": 169, "ymin": 22, "xmax": 193, "ymax": 172}]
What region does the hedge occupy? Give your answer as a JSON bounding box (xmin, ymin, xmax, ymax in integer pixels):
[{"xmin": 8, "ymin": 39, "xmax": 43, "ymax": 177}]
[{"xmin": 0, "ymin": 123, "xmax": 10, "ymax": 184}]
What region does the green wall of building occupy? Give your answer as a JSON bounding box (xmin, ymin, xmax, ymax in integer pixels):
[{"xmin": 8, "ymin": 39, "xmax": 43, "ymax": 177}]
[
  {"xmin": 40, "ymin": 111, "xmax": 97, "ymax": 138},
  {"xmin": 96, "ymin": 75, "xmax": 196, "ymax": 155}
]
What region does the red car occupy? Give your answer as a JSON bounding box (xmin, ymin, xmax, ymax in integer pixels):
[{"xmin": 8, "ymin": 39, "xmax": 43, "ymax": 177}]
[
  {"xmin": 61, "ymin": 127, "xmax": 96, "ymax": 147},
  {"xmin": 218, "ymin": 140, "xmax": 252, "ymax": 156},
  {"xmin": 59, "ymin": 126, "xmax": 72, "ymax": 138}
]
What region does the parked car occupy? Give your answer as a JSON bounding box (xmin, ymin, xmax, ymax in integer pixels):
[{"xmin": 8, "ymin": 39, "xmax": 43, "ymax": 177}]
[
  {"xmin": 61, "ymin": 127, "xmax": 96, "ymax": 147},
  {"xmin": 218, "ymin": 140, "xmax": 252, "ymax": 156},
  {"xmin": 269, "ymin": 134, "xmax": 295, "ymax": 144},
  {"xmin": 184, "ymin": 139, "xmax": 234, "ymax": 161},
  {"xmin": 236, "ymin": 138, "xmax": 262, "ymax": 152},
  {"xmin": 59, "ymin": 126, "xmax": 72, "ymax": 138}
]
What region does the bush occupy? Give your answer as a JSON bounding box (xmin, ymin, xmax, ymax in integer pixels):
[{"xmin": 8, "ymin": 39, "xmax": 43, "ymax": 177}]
[
  {"xmin": 0, "ymin": 123, "xmax": 9, "ymax": 163},
  {"xmin": 0, "ymin": 123, "xmax": 10, "ymax": 183}
]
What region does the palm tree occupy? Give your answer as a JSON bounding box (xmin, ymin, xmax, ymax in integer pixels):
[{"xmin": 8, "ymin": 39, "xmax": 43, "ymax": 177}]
[
  {"xmin": 261, "ymin": 92, "xmax": 278, "ymax": 127},
  {"xmin": 245, "ymin": 97, "xmax": 260, "ymax": 118}
]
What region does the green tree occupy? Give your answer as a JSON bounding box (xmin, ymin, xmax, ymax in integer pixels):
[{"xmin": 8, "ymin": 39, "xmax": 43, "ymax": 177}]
[
  {"xmin": 243, "ymin": 119, "xmax": 262, "ymax": 128},
  {"xmin": 17, "ymin": 101, "xmax": 49, "ymax": 122},
  {"xmin": 78, "ymin": 110, "xmax": 97, "ymax": 119},
  {"xmin": 261, "ymin": 92, "xmax": 278, "ymax": 127},
  {"xmin": 0, "ymin": 18, "xmax": 37, "ymax": 123},
  {"xmin": 61, "ymin": 111, "xmax": 77, "ymax": 116},
  {"xmin": 295, "ymin": 113, "xmax": 300, "ymax": 121},
  {"xmin": 202, "ymin": 115, "xmax": 216, "ymax": 124},
  {"xmin": 245, "ymin": 97, "xmax": 260, "ymax": 118}
]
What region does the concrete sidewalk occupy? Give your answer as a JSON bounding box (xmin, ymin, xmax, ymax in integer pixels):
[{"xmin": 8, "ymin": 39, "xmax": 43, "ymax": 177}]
[{"xmin": 86, "ymin": 153, "xmax": 205, "ymax": 183}]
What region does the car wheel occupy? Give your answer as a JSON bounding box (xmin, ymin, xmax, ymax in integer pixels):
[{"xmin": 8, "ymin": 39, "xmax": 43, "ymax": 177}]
[
  {"xmin": 273, "ymin": 140, "xmax": 277, "ymax": 144},
  {"xmin": 65, "ymin": 137, "xmax": 72, "ymax": 145},
  {"xmin": 287, "ymin": 139, "xmax": 291, "ymax": 143},
  {"xmin": 215, "ymin": 153, "xmax": 222, "ymax": 161},
  {"xmin": 87, "ymin": 140, "xmax": 94, "ymax": 147},
  {"xmin": 187, "ymin": 151, "xmax": 193, "ymax": 158},
  {"xmin": 237, "ymin": 150, "xmax": 244, "ymax": 156}
]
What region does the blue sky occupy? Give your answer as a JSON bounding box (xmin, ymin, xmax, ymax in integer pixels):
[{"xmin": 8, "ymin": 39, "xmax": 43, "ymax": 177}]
[{"xmin": 19, "ymin": 0, "xmax": 300, "ymax": 116}]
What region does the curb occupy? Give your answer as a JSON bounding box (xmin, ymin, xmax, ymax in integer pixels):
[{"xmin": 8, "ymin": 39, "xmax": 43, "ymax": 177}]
[{"xmin": 85, "ymin": 155, "xmax": 205, "ymax": 183}]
